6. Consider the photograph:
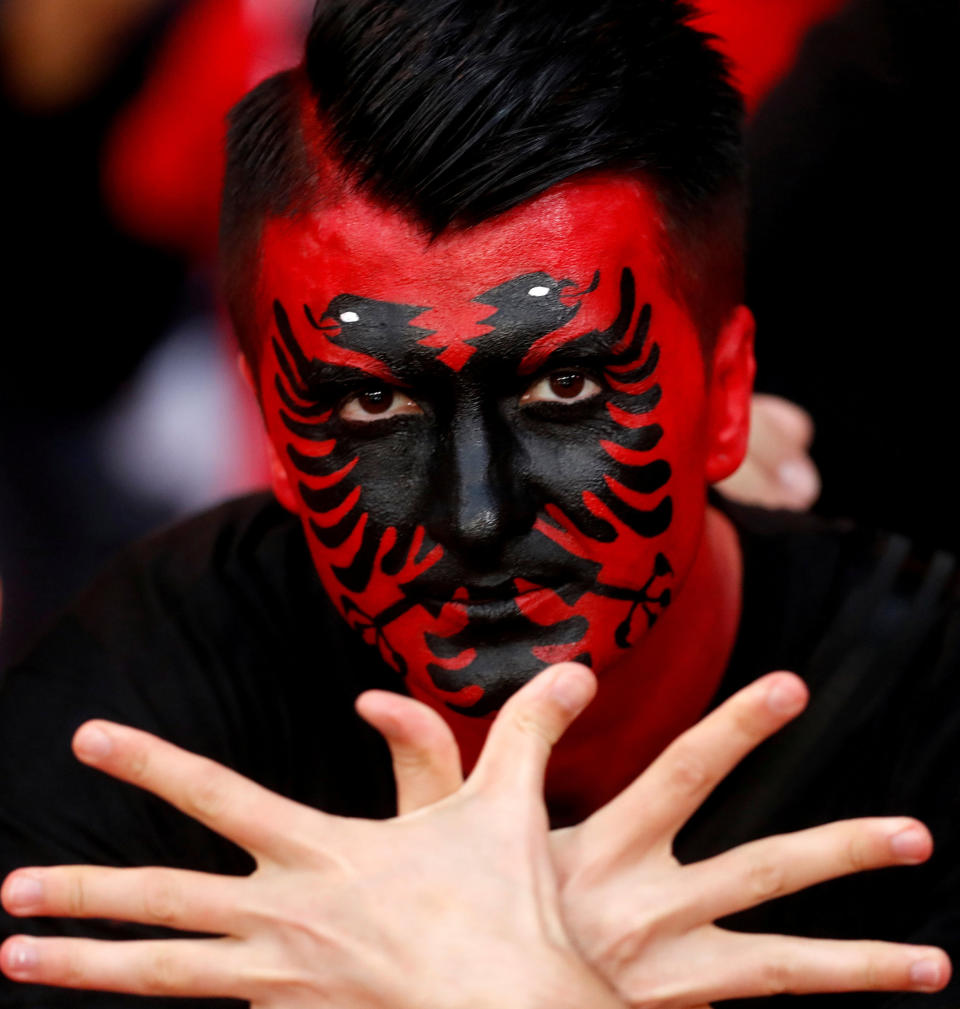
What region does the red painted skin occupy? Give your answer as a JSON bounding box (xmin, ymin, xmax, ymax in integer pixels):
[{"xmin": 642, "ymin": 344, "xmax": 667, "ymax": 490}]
[{"xmin": 256, "ymin": 176, "xmax": 753, "ymax": 818}]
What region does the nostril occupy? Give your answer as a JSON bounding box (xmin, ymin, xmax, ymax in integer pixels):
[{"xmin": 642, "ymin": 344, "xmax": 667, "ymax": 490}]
[
  {"xmin": 427, "ymin": 414, "xmax": 537, "ymax": 556},
  {"xmin": 451, "ymin": 477, "xmax": 508, "ymax": 551}
]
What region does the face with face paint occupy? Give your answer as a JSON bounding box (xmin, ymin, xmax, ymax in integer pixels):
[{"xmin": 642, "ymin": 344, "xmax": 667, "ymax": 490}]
[{"xmin": 255, "ymin": 176, "xmax": 746, "ymax": 718}]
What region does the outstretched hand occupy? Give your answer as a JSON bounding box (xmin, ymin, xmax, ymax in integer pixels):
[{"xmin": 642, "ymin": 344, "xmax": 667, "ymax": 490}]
[
  {"xmin": 359, "ymin": 668, "xmax": 951, "ymax": 1004},
  {"xmin": 0, "ymin": 664, "xmax": 627, "ymax": 1008},
  {"xmin": 1, "ymin": 665, "xmax": 950, "ymax": 1006}
]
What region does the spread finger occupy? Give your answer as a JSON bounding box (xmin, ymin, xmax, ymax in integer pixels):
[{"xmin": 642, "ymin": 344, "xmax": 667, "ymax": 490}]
[{"xmin": 2, "ymin": 865, "xmax": 248, "ymax": 936}]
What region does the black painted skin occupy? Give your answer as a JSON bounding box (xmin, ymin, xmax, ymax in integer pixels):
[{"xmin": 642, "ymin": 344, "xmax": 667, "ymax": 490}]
[{"xmin": 273, "ymin": 268, "xmax": 673, "ymax": 714}]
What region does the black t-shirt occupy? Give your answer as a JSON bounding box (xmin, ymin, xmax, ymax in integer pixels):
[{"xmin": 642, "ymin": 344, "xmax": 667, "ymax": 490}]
[{"xmin": 1, "ymin": 493, "xmax": 958, "ymax": 1007}]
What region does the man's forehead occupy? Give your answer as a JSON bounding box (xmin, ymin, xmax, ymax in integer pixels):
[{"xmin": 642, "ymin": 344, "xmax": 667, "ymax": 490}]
[{"xmin": 258, "ymin": 175, "xmax": 671, "ymax": 309}]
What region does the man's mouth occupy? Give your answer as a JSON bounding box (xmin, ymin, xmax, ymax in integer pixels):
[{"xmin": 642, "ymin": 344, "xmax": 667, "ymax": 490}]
[{"xmin": 414, "ymin": 579, "xmax": 571, "ymax": 625}]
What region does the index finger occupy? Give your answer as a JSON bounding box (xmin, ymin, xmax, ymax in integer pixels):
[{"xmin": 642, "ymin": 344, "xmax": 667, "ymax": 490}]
[
  {"xmin": 72, "ymin": 721, "xmax": 334, "ymax": 864},
  {"xmin": 581, "ymin": 672, "xmax": 808, "ymax": 859}
]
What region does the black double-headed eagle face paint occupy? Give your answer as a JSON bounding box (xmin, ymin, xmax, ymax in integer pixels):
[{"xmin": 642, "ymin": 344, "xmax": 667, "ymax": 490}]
[{"xmin": 257, "ymin": 178, "xmax": 713, "ymax": 716}]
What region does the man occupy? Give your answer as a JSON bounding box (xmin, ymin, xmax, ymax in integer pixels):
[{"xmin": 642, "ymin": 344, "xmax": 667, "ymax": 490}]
[{"xmin": 0, "ymin": 1, "xmax": 956, "ymax": 1005}]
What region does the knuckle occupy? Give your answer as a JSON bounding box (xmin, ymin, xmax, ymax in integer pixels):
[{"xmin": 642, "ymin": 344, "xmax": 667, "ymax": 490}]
[
  {"xmin": 60, "ymin": 949, "xmax": 89, "ymax": 988},
  {"xmin": 744, "ymin": 859, "xmax": 786, "ymax": 902},
  {"xmin": 760, "ymin": 958, "xmax": 798, "ymax": 996},
  {"xmin": 66, "ymin": 873, "xmax": 87, "ymax": 917},
  {"xmin": 730, "ymin": 697, "xmax": 767, "ymax": 742},
  {"xmin": 142, "ymin": 873, "xmax": 182, "ymax": 925},
  {"xmin": 183, "ymin": 767, "xmax": 227, "ymax": 820},
  {"xmin": 665, "ymin": 745, "xmax": 709, "ymax": 795},
  {"xmin": 845, "ymin": 831, "xmax": 874, "ymax": 873},
  {"xmin": 862, "ymin": 953, "xmax": 884, "ymax": 989},
  {"xmin": 858, "ymin": 944, "xmax": 903, "ymax": 989},
  {"xmin": 142, "ymin": 947, "xmax": 184, "ymax": 995},
  {"xmin": 124, "ymin": 744, "xmax": 152, "ymax": 785},
  {"xmin": 245, "ymin": 964, "xmax": 320, "ymax": 1001},
  {"xmin": 512, "ymin": 710, "xmax": 555, "ymax": 748},
  {"xmin": 595, "ymin": 922, "xmax": 653, "ymax": 975},
  {"xmin": 391, "ymin": 746, "xmax": 432, "ymax": 772}
]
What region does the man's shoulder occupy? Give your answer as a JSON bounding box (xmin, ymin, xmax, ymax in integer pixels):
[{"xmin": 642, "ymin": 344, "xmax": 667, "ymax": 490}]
[
  {"xmin": 720, "ymin": 495, "xmax": 960, "ymax": 695},
  {"xmin": 708, "ymin": 498, "xmax": 960, "ymax": 836},
  {"xmin": 103, "ymin": 491, "xmax": 303, "ymax": 596},
  {"xmin": 0, "ymin": 492, "xmax": 398, "ymax": 829},
  {"xmin": 0, "ymin": 491, "xmax": 308, "ymax": 703},
  {"xmin": 685, "ymin": 501, "xmax": 960, "ymax": 956},
  {"xmin": 40, "ymin": 492, "xmax": 319, "ymax": 658},
  {"xmin": 0, "ymin": 492, "xmax": 331, "ymax": 739}
]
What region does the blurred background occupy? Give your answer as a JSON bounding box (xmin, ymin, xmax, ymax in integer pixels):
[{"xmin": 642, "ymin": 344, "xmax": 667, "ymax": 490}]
[{"xmin": 0, "ymin": 0, "xmax": 956, "ymax": 669}]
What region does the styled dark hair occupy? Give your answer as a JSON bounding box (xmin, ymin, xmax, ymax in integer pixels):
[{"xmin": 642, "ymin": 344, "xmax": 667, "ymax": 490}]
[{"xmin": 221, "ymin": 0, "xmax": 745, "ymax": 362}]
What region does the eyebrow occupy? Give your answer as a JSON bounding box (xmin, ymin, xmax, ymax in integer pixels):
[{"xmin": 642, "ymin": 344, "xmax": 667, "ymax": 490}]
[
  {"xmin": 273, "ymin": 299, "xmax": 398, "ymax": 395},
  {"xmin": 518, "ymin": 322, "xmax": 631, "ymax": 375},
  {"xmin": 518, "ymin": 268, "xmax": 641, "ymax": 375}
]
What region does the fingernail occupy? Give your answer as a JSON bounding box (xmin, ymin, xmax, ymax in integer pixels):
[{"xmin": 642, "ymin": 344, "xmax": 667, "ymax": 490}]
[
  {"xmin": 910, "ymin": 958, "xmax": 943, "ymax": 990},
  {"xmin": 766, "ymin": 675, "xmax": 806, "ymax": 716},
  {"xmin": 549, "ymin": 665, "xmax": 594, "ymax": 713},
  {"xmin": 5, "ymin": 875, "xmax": 42, "ymax": 911},
  {"xmin": 890, "ymin": 826, "xmax": 929, "ymax": 863},
  {"xmin": 4, "ymin": 938, "xmax": 38, "ymax": 975},
  {"xmin": 778, "ymin": 459, "xmax": 818, "ymax": 497},
  {"xmin": 75, "ymin": 724, "xmax": 112, "ymax": 761}
]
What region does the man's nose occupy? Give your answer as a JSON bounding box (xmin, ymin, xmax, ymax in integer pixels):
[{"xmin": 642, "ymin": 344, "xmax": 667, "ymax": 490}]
[{"xmin": 427, "ymin": 408, "xmax": 534, "ymax": 560}]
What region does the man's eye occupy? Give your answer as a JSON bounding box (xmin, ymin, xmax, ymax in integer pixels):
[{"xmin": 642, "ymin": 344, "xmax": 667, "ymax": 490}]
[
  {"xmin": 338, "ymin": 386, "xmax": 423, "ymax": 422},
  {"xmin": 519, "ymin": 369, "xmax": 603, "ymax": 406}
]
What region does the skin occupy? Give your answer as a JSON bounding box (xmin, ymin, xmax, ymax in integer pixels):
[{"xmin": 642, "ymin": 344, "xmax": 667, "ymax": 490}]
[
  {"xmin": 717, "ymin": 394, "xmax": 821, "ymax": 511},
  {"xmin": 0, "ymin": 176, "xmax": 950, "ymax": 1001},
  {"xmin": 257, "ymin": 176, "xmax": 753, "ymax": 803},
  {"xmin": 0, "ymin": 667, "xmax": 949, "ymax": 1003}
]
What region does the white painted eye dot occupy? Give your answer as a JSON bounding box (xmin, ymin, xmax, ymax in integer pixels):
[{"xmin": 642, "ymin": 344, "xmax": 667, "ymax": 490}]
[
  {"xmin": 528, "ymin": 286, "xmax": 550, "ymax": 297},
  {"xmin": 339, "ymin": 311, "xmax": 360, "ymax": 323}
]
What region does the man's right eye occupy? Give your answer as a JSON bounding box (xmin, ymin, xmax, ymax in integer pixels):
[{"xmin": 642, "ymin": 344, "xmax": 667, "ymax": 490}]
[{"xmin": 338, "ymin": 386, "xmax": 424, "ymax": 422}]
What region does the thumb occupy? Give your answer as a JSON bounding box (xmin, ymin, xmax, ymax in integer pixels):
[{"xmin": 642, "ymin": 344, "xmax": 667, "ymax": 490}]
[
  {"xmin": 469, "ymin": 663, "xmax": 596, "ymax": 801},
  {"xmin": 356, "ymin": 691, "xmax": 463, "ymax": 814}
]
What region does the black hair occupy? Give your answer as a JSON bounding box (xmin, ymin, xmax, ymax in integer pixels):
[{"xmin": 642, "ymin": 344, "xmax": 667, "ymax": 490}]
[
  {"xmin": 221, "ymin": 70, "xmax": 314, "ymax": 361},
  {"xmin": 221, "ymin": 0, "xmax": 746, "ymax": 361}
]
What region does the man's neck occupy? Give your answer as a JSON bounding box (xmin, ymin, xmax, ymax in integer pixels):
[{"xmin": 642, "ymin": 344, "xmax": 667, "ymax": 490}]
[{"xmin": 432, "ymin": 505, "xmax": 744, "ymax": 823}]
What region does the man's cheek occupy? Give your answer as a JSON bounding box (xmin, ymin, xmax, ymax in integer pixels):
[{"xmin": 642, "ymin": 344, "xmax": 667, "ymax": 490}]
[{"xmin": 302, "ymin": 447, "xmax": 438, "ymax": 591}]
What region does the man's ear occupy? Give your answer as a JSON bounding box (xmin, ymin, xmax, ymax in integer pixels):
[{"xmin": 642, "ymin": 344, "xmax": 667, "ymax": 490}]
[
  {"xmin": 237, "ymin": 352, "xmax": 299, "ymax": 514},
  {"xmin": 705, "ymin": 305, "xmax": 756, "ymax": 484}
]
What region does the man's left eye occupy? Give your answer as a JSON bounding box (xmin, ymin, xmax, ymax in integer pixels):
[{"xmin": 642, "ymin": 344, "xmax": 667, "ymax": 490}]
[{"xmin": 520, "ymin": 369, "xmax": 603, "ymax": 405}]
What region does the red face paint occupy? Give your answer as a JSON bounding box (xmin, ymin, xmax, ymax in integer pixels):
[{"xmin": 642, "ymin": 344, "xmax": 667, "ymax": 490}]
[{"xmin": 256, "ymin": 177, "xmax": 714, "ymax": 718}]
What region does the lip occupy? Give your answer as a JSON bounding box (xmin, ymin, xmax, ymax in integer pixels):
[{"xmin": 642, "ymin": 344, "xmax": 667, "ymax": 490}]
[
  {"xmin": 459, "ymin": 579, "xmax": 519, "ymax": 602},
  {"xmin": 413, "ymin": 570, "xmax": 572, "ymax": 598},
  {"xmin": 418, "ymin": 583, "xmax": 568, "ymax": 624},
  {"xmin": 452, "ymin": 598, "xmax": 524, "ymax": 623}
]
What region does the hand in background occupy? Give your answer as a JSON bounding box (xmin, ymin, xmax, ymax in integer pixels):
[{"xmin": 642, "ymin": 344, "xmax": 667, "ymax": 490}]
[{"xmin": 717, "ymin": 394, "xmax": 821, "ymax": 511}]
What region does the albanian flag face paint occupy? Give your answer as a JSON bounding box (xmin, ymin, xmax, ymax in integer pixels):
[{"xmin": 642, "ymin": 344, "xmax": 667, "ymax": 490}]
[{"xmin": 256, "ymin": 177, "xmax": 713, "ymax": 716}]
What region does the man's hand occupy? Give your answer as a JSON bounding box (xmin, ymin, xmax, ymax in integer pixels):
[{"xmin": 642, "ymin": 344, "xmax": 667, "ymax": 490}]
[
  {"xmin": 360, "ymin": 669, "xmax": 951, "ymax": 1004},
  {"xmin": 716, "ymin": 394, "xmax": 821, "ymax": 511},
  {"xmin": 0, "ymin": 664, "xmax": 628, "ymax": 1008}
]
